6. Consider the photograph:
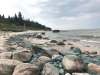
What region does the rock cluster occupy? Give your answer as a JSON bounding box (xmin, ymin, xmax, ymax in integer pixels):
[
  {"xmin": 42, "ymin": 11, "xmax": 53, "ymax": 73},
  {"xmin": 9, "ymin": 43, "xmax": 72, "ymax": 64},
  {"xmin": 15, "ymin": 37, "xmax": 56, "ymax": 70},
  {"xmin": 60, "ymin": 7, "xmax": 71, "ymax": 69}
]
[{"xmin": 0, "ymin": 32, "xmax": 99, "ymax": 75}]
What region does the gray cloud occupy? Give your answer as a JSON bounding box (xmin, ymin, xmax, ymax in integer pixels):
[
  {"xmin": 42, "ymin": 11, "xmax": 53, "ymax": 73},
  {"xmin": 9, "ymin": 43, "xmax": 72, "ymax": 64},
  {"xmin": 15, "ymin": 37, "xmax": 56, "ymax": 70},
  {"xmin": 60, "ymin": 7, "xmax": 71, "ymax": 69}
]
[
  {"xmin": 33, "ymin": 0, "xmax": 100, "ymax": 30},
  {"xmin": 0, "ymin": 0, "xmax": 100, "ymax": 30}
]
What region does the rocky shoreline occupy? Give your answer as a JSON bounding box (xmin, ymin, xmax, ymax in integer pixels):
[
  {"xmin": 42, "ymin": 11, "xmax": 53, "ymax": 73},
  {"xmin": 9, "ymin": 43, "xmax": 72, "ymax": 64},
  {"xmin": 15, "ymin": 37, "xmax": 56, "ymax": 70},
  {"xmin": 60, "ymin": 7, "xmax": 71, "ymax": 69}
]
[{"xmin": 0, "ymin": 31, "xmax": 99, "ymax": 75}]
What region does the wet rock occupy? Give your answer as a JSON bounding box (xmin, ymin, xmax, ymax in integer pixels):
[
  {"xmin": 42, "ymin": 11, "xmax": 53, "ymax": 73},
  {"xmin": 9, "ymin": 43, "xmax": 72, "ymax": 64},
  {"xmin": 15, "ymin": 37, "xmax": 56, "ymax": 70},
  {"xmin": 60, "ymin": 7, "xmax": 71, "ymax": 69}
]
[
  {"xmin": 90, "ymin": 52, "xmax": 97, "ymax": 55},
  {"xmin": 70, "ymin": 46, "xmax": 75, "ymax": 50},
  {"xmin": 52, "ymin": 54, "xmax": 63, "ymax": 61},
  {"xmin": 43, "ymin": 37, "xmax": 49, "ymax": 40},
  {"xmin": 72, "ymin": 73, "xmax": 90, "ymax": 75},
  {"xmin": 0, "ymin": 52, "xmax": 12, "ymax": 59},
  {"xmin": 63, "ymin": 40, "xmax": 67, "ymax": 42},
  {"xmin": 41, "ymin": 32, "xmax": 45, "ymax": 35},
  {"xmin": 50, "ymin": 40, "xmax": 58, "ymax": 43},
  {"xmin": 57, "ymin": 42, "xmax": 65, "ymax": 45},
  {"xmin": 62, "ymin": 55, "xmax": 86, "ymax": 73},
  {"xmin": 13, "ymin": 50, "xmax": 32, "ymax": 62},
  {"xmin": 59, "ymin": 68, "xmax": 64, "ymax": 74},
  {"xmin": 52, "ymin": 30, "xmax": 60, "ymax": 33},
  {"xmin": 72, "ymin": 47, "xmax": 82, "ymax": 54},
  {"xmin": 0, "ymin": 59, "xmax": 22, "ymax": 75},
  {"xmin": 13, "ymin": 63, "xmax": 40, "ymax": 75},
  {"xmin": 42, "ymin": 63, "xmax": 59, "ymax": 75},
  {"xmin": 67, "ymin": 43, "xmax": 73, "ymax": 45},
  {"xmin": 35, "ymin": 35, "xmax": 42, "ymax": 39}
]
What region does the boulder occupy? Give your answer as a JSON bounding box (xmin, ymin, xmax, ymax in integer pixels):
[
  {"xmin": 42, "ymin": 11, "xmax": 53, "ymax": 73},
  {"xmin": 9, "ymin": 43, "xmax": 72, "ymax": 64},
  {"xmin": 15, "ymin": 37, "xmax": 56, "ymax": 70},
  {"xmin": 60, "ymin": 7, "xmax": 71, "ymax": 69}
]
[
  {"xmin": 72, "ymin": 47, "xmax": 82, "ymax": 54},
  {"xmin": 72, "ymin": 73, "xmax": 90, "ymax": 75},
  {"xmin": 35, "ymin": 35, "xmax": 42, "ymax": 39},
  {"xmin": 13, "ymin": 50, "xmax": 32, "ymax": 62},
  {"xmin": 13, "ymin": 63, "xmax": 40, "ymax": 75},
  {"xmin": 43, "ymin": 37, "xmax": 49, "ymax": 40},
  {"xmin": 88, "ymin": 63, "xmax": 100, "ymax": 74},
  {"xmin": 57, "ymin": 42, "xmax": 65, "ymax": 45},
  {"xmin": 52, "ymin": 30, "xmax": 60, "ymax": 33},
  {"xmin": 32, "ymin": 46, "xmax": 51, "ymax": 57},
  {"xmin": 42, "ymin": 63, "xmax": 59, "ymax": 75},
  {"xmin": 67, "ymin": 43, "xmax": 73, "ymax": 45},
  {"xmin": 45, "ymin": 49, "xmax": 60, "ymax": 57},
  {"xmin": 0, "ymin": 52, "xmax": 12, "ymax": 59},
  {"xmin": 41, "ymin": 32, "xmax": 45, "ymax": 35},
  {"xmin": 63, "ymin": 40, "xmax": 67, "ymax": 42},
  {"xmin": 50, "ymin": 40, "xmax": 58, "ymax": 43},
  {"xmin": 61, "ymin": 47, "xmax": 82, "ymax": 56},
  {"xmin": 33, "ymin": 56, "xmax": 51, "ymax": 67},
  {"xmin": 52, "ymin": 54, "xmax": 63, "ymax": 61},
  {"xmin": 0, "ymin": 59, "xmax": 22, "ymax": 75},
  {"xmin": 62, "ymin": 55, "xmax": 86, "ymax": 73},
  {"xmin": 40, "ymin": 50, "xmax": 51, "ymax": 58}
]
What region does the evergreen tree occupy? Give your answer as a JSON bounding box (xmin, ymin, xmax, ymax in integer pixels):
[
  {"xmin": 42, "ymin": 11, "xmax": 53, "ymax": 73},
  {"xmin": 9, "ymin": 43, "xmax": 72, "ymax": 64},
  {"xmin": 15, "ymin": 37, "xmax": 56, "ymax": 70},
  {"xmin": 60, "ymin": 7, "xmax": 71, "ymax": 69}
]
[
  {"xmin": 8, "ymin": 16, "xmax": 11, "ymax": 20},
  {"xmin": 14, "ymin": 13, "xmax": 18, "ymax": 23},
  {"xmin": 2, "ymin": 14, "xmax": 5, "ymax": 19},
  {"xmin": 0, "ymin": 15, "xmax": 1, "ymax": 19},
  {"xmin": 18, "ymin": 12, "xmax": 22, "ymax": 21},
  {"xmin": 0, "ymin": 12, "xmax": 51, "ymax": 31},
  {"xmin": 18, "ymin": 12, "xmax": 23, "ymax": 25}
]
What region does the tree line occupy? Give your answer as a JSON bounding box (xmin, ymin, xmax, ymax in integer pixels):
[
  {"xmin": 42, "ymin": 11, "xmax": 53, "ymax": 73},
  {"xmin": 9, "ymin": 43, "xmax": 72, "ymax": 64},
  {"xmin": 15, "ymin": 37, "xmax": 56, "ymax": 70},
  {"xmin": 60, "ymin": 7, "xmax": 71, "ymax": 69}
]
[{"xmin": 0, "ymin": 12, "xmax": 51, "ymax": 31}]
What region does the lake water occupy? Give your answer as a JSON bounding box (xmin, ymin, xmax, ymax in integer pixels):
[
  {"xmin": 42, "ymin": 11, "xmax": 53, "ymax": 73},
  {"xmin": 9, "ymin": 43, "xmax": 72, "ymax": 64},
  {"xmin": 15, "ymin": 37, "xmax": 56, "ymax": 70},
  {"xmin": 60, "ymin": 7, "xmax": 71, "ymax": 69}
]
[{"xmin": 46, "ymin": 29, "xmax": 100, "ymax": 43}]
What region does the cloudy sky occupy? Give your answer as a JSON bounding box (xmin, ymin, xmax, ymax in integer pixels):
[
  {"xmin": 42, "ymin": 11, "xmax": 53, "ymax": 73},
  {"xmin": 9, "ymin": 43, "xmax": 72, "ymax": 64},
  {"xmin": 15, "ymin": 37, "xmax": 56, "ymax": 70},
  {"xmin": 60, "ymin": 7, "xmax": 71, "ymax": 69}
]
[{"xmin": 0, "ymin": 0, "xmax": 100, "ymax": 30}]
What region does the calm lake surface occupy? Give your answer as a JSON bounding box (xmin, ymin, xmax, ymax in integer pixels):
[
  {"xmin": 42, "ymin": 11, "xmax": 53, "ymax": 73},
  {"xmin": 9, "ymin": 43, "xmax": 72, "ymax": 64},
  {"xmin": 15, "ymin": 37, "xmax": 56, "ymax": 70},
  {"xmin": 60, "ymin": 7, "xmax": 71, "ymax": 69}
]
[{"xmin": 46, "ymin": 29, "xmax": 100, "ymax": 42}]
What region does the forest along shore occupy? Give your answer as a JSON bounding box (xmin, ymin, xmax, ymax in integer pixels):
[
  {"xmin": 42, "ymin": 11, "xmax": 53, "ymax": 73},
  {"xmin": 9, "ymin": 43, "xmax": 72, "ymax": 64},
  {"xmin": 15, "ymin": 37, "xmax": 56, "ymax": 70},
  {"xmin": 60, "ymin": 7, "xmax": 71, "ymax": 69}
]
[{"xmin": 0, "ymin": 30, "xmax": 99, "ymax": 75}]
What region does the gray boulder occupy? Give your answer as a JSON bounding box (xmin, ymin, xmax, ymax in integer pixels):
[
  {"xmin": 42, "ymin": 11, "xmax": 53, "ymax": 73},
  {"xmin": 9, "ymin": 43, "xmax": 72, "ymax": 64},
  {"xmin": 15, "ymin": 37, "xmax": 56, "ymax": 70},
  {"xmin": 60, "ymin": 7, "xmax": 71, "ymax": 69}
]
[
  {"xmin": 0, "ymin": 59, "xmax": 22, "ymax": 75},
  {"xmin": 33, "ymin": 56, "xmax": 51, "ymax": 67},
  {"xmin": 13, "ymin": 50, "xmax": 32, "ymax": 62},
  {"xmin": 42, "ymin": 63, "xmax": 59, "ymax": 75},
  {"xmin": 0, "ymin": 52, "xmax": 12, "ymax": 59},
  {"xmin": 62, "ymin": 55, "xmax": 85, "ymax": 72},
  {"xmin": 13, "ymin": 63, "xmax": 40, "ymax": 75}
]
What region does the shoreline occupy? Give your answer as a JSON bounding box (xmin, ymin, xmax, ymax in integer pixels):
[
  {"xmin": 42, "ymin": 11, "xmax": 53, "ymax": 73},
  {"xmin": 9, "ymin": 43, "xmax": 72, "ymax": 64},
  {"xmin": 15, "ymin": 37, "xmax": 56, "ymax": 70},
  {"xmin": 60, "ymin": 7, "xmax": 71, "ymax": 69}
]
[{"xmin": 0, "ymin": 31, "xmax": 99, "ymax": 75}]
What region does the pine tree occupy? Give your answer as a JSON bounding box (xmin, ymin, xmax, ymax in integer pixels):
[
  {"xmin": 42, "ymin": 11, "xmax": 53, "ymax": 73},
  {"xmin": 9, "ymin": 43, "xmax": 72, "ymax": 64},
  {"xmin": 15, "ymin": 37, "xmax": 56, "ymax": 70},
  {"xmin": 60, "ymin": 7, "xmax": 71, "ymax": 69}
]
[{"xmin": 18, "ymin": 12, "xmax": 23, "ymax": 25}]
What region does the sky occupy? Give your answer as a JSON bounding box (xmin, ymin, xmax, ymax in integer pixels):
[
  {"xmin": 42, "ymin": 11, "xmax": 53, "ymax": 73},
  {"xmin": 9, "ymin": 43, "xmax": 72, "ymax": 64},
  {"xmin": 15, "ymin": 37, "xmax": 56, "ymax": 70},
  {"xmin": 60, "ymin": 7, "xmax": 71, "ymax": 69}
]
[{"xmin": 0, "ymin": 0, "xmax": 100, "ymax": 30}]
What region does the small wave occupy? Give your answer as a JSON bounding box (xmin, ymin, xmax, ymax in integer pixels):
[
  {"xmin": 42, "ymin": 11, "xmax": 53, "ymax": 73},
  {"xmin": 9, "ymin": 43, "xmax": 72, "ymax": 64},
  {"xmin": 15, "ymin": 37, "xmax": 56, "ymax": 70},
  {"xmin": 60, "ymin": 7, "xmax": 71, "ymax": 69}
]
[
  {"xmin": 81, "ymin": 40, "xmax": 100, "ymax": 43},
  {"xmin": 80, "ymin": 35, "xmax": 100, "ymax": 38}
]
